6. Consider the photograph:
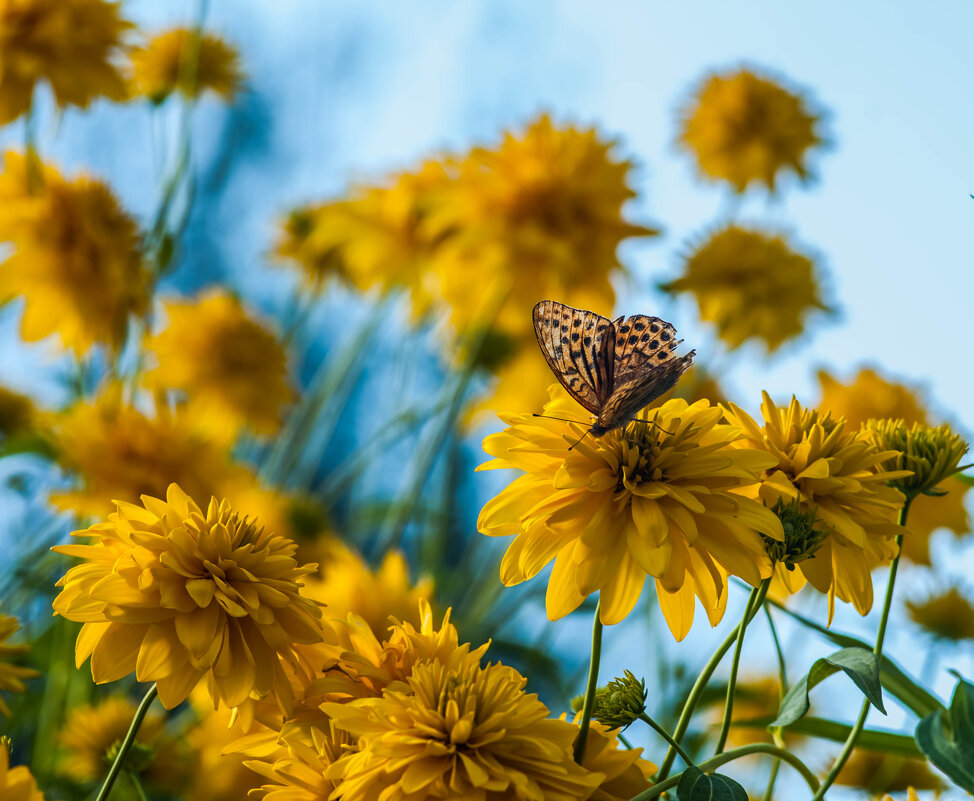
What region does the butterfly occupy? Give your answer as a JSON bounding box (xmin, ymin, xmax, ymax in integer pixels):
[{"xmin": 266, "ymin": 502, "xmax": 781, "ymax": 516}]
[{"xmin": 532, "ymin": 299, "xmax": 695, "ymax": 438}]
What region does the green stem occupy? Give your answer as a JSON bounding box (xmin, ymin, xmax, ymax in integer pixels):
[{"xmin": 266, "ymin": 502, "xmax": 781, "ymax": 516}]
[
  {"xmin": 94, "ymin": 684, "xmax": 158, "ymax": 801},
  {"xmin": 638, "ymin": 713, "xmax": 694, "ymax": 768},
  {"xmin": 714, "ymin": 580, "xmax": 769, "ymax": 755},
  {"xmin": 761, "ymin": 604, "xmax": 787, "ymax": 801},
  {"xmin": 574, "ymin": 601, "xmax": 603, "ymax": 764},
  {"xmin": 127, "ymin": 770, "xmax": 150, "ymax": 801},
  {"xmin": 809, "ymin": 500, "xmax": 912, "ymax": 801},
  {"xmin": 761, "ymin": 757, "xmax": 781, "ymax": 801},
  {"xmin": 629, "ymin": 742, "xmax": 820, "ymax": 801}
]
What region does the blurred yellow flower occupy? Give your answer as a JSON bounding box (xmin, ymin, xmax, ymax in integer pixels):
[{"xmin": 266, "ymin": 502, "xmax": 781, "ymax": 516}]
[
  {"xmin": 145, "ymin": 291, "xmax": 294, "ymax": 442},
  {"xmin": 0, "ymin": 385, "xmax": 34, "ymax": 440},
  {"xmin": 836, "ymin": 750, "xmax": 942, "ymax": 794},
  {"xmin": 60, "ymin": 695, "xmax": 192, "ymax": 792},
  {"xmin": 131, "ymin": 27, "xmax": 243, "ymax": 103},
  {"xmin": 478, "ymin": 392, "xmax": 783, "ymax": 636},
  {"xmin": 905, "ymin": 584, "xmax": 974, "ymax": 642},
  {"xmin": 49, "ymin": 385, "xmax": 250, "ymax": 517},
  {"xmin": 879, "ymin": 790, "xmax": 919, "ymax": 801},
  {"xmin": 661, "ymin": 226, "xmax": 830, "ymax": 353},
  {"xmin": 723, "ymin": 393, "xmax": 909, "ymax": 621},
  {"xmin": 0, "ymin": 607, "xmax": 37, "ymax": 716},
  {"xmin": 186, "ymin": 702, "xmax": 261, "ymax": 801},
  {"xmin": 0, "ymin": 0, "xmax": 130, "ymax": 124},
  {"xmin": 575, "ymin": 720, "xmax": 655, "ymax": 801},
  {"xmin": 0, "ymin": 739, "xmax": 47, "ymax": 801},
  {"xmin": 0, "ymin": 152, "xmax": 150, "ymax": 354},
  {"xmin": 701, "ymin": 675, "xmax": 802, "ymax": 751},
  {"xmin": 678, "ymin": 67, "xmax": 824, "ymax": 192},
  {"xmin": 51, "ymin": 483, "xmax": 323, "ymax": 710}
]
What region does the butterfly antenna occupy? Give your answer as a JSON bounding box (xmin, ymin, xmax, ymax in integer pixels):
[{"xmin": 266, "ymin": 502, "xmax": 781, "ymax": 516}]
[
  {"xmin": 532, "ymin": 413, "xmax": 590, "ymax": 425},
  {"xmin": 628, "ymin": 417, "xmax": 675, "ymax": 436},
  {"xmin": 567, "ymin": 429, "xmax": 591, "ymax": 451}
]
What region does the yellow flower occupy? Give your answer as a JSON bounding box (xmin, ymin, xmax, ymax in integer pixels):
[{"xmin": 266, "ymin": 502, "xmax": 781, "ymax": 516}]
[
  {"xmin": 678, "ymin": 67, "xmax": 824, "ymax": 193},
  {"xmin": 322, "ymin": 658, "xmax": 604, "ymax": 801},
  {"xmin": 701, "ymin": 675, "xmax": 800, "ymax": 751},
  {"xmin": 59, "ymin": 695, "xmax": 192, "ymax": 792},
  {"xmin": 478, "ymin": 392, "xmax": 783, "ymax": 636},
  {"xmin": 0, "ymin": 151, "xmax": 149, "ymax": 354},
  {"xmin": 51, "ymin": 483, "xmax": 324, "ymax": 710},
  {"xmin": 661, "ymin": 226, "xmax": 831, "ymax": 353},
  {"xmin": 0, "ymin": 384, "xmax": 34, "ymax": 439},
  {"xmin": 302, "ymin": 541, "xmax": 433, "ymax": 639},
  {"xmin": 836, "ymin": 750, "xmax": 942, "ymax": 794},
  {"xmin": 905, "ymin": 584, "xmax": 974, "ymax": 642},
  {"xmin": 0, "ymin": 606, "xmax": 37, "ymax": 716},
  {"xmin": 186, "ymin": 701, "xmax": 262, "ymax": 801},
  {"xmin": 879, "ymin": 790, "xmax": 919, "ymax": 801},
  {"xmin": 574, "ymin": 720, "xmax": 655, "ymax": 801},
  {"xmin": 723, "ymin": 393, "xmax": 910, "ymax": 620},
  {"xmin": 0, "ymin": 0, "xmax": 130, "ymax": 124},
  {"xmin": 144, "ymin": 291, "xmax": 294, "ymax": 442},
  {"xmin": 0, "ymin": 739, "xmax": 47, "ymax": 801},
  {"xmin": 130, "ymin": 27, "xmax": 243, "ymax": 103},
  {"xmin": 49, "ymin": 385, "xmax": 250, "ymax": 518}
]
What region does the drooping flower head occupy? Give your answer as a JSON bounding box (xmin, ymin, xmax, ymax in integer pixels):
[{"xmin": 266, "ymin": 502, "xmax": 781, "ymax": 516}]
[
  {"xmin": 723, "ymin": 393, "xmax": 910, "ymax": 620},
  {"xmin": 52, "ymin": 483, "xmax": 324, "ymax": 711},
  {"xmin": 0, "ymin": 606, "xmax": 37, "ymax": 716},
  {"xmin": 131, "ymin": 27, "xmax": 243, "ymax": 103},
  {"xmin": 678, "ymin": 67, "xmax": 825, "ymax": 193},
  {"xmin": 478, "ymin": 391, "xmax": 783, "ymax": 637},
  {"xmin": 593, "ymin": 670, "xmax": 647, "ymax": 731},
  {"xmin": 0, "ymin": 152, "xmax": 150, "ymax": 354},
  {"xmin": 0, "ymin": 0, "xmax": 131, "ymax": 124},
  {"xmin": 661, "ymin": 226, "xmax": 831, "ymax": 353}
]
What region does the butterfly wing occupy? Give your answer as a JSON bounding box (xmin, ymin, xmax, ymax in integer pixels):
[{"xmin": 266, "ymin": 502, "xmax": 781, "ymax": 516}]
[
  {"xmin": 611, "ymin": 314, "xmax": 680, "ymax": 367},
  {"xmin": 533, "ymin": 300, "xmax": 614, "ymax": 415},
  {"xmin": 599, "ymin": 350, "xmax": 696, "ymax": 429}
]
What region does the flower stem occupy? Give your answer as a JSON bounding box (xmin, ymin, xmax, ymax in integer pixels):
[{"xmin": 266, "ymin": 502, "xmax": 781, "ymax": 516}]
[
  {"xmin": 574, "ymin": 601, "xmax": 603, "ymax": 764},
  {"xmin": 94, "ymin": 684, "xmax": 158, "ymax": 801},
  {"xmin": 639, "ymin": 713, "xmax": 694, "ymax": 768},
  {"xmin": 761, "ymin": 604, "xmax": 787, "ymax": 801},
  {"xmin": 714, "ymin": 579, "xmax": 769, "ymax": 755},
  {"xmin": 127, "ymin": 769, "xmax": 150, "ymax": 801},
  {"xmin": 809, "ymin": 500, "xmax": 912, "ymax": 801},
  {"xmin": 629, "ymin": 742, "xmax": 820, "ymax": 801}
]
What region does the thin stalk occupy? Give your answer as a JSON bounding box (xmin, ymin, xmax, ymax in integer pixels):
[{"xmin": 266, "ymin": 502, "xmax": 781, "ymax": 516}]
[
  {"xmin": 761, "ymin": 603, "xmax": 787, "ymax": 801},
  {"xmin": 573, "ymin": 601, "xmax": 603, "ymax": 764},
  {"xmin": 761, "ymin": 758, "xmax": 781, "ymax": 801},
  {"xmin": 94, "ymin": 684, "xmax": 158, "ymax": 801},
  {"xmin": 638, "ymin": 713, "xmax": 694, "ymax": 767},
  {"xmin": 810, "ymin": 501, "xmax": 912, "ymax": 801},
  {"xmin": 629, "ymin": 742, "xmax": 820, "ymax": 801},
  {"xmin": 714, "ymin": 579, "xmax": 770, "ymax": 755},
  {"xmin": 127, "ymin": 770, "xmax": 150, "ymax": 801}
]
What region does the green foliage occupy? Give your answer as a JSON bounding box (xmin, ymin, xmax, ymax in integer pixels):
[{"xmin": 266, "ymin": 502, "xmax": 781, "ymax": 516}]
[
  {"xmin": 676, "ymin": 767, "xmax": 748, "ymax": 801},
  {"xmin": 915, "ymin": 673, "xmax": 974, "ymax": 792}
]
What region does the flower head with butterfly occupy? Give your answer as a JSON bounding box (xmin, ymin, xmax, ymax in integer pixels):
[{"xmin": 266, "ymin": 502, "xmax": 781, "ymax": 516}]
[{"xmin": 478, "ymin": 301, "xmax": 784, "ymax": 637}]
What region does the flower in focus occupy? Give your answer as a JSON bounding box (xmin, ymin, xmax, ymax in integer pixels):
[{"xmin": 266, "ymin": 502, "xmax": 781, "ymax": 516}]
[
  {"xmin": 49, "ymin": 385, "xmax": 251, "ymax": 517},
  {"xmin": 59, "ymin": 695, "xmax": 192, "ymax": 793},
  {"xmin": 661, "ymin": 226, "xmax": 831, "ymax": 353},
  {"xmin": 905, "ymin": 584, "xmax": 974, "ymax": 642},
  {"xmin": 723, "ymin": 393, "xmax": 910, "ymax": 620},
  {"xmin": 0, "ymin": 606, "xmax": 37, "ymax": 716},
  {"xmin": 0, "ymin": 739, "xmax": 46, "ymax": 801},
  {"xmin": 52, "ymin": 483, "xmax": 323, "ymax": 711},
  {"xmin": 145, "ymin": 291, "xmax": 294, "ymax": 441},
  {"xmin": 835, "ymin": 749, "xmax": 942, "ymax": 794},
  {"xmin": 478, "ymin": 392, "xmax": 783, "ymax": 636},
  {"xmin": 0, "ymin": 385, "xmax": 34, "ymax": 440},
  {"xmin": 678, "ymin": 67, "xmax": 824, "ymax": 192},
  {"xmin": 593, "ymin": 670, "xmax": 647, "ymax": 730},
  {"xmin": 573, "ymin": 720, "xmax": 656, "ymax": 801},
  {"xmin": 0, "ymin": 0, "xmax": 130, "ymax": 124},
  {"xmin": 0, "ymin": 152, "xmax": 150, "ymax": 354},
  {"xmin": 322, "ymin": 657, "xmax": 604, "ymax": 801},
  {"xmin": 131, "ymin": 27, "xmax": 243, "ymax": 102}
]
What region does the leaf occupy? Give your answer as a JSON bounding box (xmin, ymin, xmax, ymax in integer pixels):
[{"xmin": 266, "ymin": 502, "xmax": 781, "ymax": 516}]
[
  {"xmin": 773, "ymin": 647, "xmax": 885, "ymax": 727},
  {"xmin": 955, "ymin": 471, "xmax": 974, "ymax": 487},
  {"xmin": 734, "ymin": 715, "xmax": 923, "ymax": 757},
  {"xmin": 915, "ymin": 674, "xmax": 974, "ymax": 792},
  {"xmin": 676, "ymin": 767, "xmax": 748, "ymax": 801}
]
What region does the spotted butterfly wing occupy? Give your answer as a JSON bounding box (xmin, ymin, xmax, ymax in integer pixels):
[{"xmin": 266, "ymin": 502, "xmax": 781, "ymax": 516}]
[{"xmin": 598, "ymin": 350, "xmax": 696, "ymax": 431}]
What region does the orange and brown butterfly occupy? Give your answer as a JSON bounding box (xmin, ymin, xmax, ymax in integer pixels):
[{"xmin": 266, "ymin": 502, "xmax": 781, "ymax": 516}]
[{"xmin": 532, "ymin": 299, "xmax": 696, "ymax": 437}]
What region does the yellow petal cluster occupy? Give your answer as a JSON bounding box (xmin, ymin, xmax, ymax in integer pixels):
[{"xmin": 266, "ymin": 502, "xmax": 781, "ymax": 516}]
[
  {"xmin": 0, "ymin": 152, "xmax": 149, "ymax": 354},
  {"xmin": 662, "ymin": 226, "xmax": 830, "ymax": 353},
  {"xmin": 131, "ymin": 27, "xmax": 243, "ymax": 103},
  {"xmin": 575, "ymin": 720, "xmax": 655, "ymax": 801},
  {"xmin": 723, "ymin": 393, "xmax": 910, "ymax": 620},
  {"xmin": 144, "ymin": 291, "xmax": 294, "ymax": 442},
  {"xmin": 0, "ymin": 607, "xmax": 37, "ymax": 716},
  {"xmin": 0, "ymin": 739, "xmax": 47, "ymax": 801},
  {"xmin": 836, "ymin": 750, "xmax": 942, "ymax": 794},
  {"xmin": 678, "ymin": 67, "xmax": 824, "ymax": 193},
  {"xmin": 478, "ymin": 392, "xmax": 783, "ymax": 636},
  {"xmin": 186, "ymin": 699, "xmax": 262, "ymax": 801},
  {"xmin": 0, "ymin": 0, "xmax": 130, "ymax": 124},
  {"xmin": 51, "ymin": 483, "xmax": 323, "ymax": 711},
  {"xmin": 905, "ymin": 585, "xmax": 974, "ymax": 642}
]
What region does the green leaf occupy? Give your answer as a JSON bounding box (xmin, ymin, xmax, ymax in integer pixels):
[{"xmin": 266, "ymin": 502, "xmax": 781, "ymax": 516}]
[
  {"xmin": 676, "ymin": 767, "xmax": 748, "ymax": 801},
  {"xmin": 915, "ymin": 674, "xmax": 974, "ymax": 792},
  {"xmin": 955, "ymin": 470, "xmax": 974, "ymax": 487},
  {"xmin": 0, "ymin": 431, "xmax": 56, "ymax": 460},
  {"xmin": 734, "ymin": 715, "xmax": 923, "ymax": 757},
  {"xmin": 773, "ymin": 647, "xmax": 885, "ymax": 727}
]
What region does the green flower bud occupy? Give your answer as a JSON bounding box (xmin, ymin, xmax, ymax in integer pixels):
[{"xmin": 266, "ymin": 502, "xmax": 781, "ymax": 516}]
[
  {"xmin": 592, "ymin": 670, "xmax": 647, "ymax": 730},
  {"xmin": 762, "ymin": 498, "xmax": 828, "ymax": 570}
]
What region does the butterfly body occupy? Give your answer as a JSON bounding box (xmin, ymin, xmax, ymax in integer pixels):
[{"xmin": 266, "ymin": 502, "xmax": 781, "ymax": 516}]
[{"xmin": 533, "ymin": 300, "xmax": 695, "ymax": 438}]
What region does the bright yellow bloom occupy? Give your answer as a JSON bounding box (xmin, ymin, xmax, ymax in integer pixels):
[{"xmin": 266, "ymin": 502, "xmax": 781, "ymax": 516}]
[
  {"xmin": 478, "ymin": 391, "xmax": 783, "ymax": 636},
  {"xmin": 60, "ymin": 695, "xmax": 192, "ymax": 792},
  {"xmin": 837, "ymin": 750, "xmax": 942, "ymax": 794},
  {"xmin": 0, "ymin": 739, "xmax": 47, "ymax": 801},
  {"xmin": 322, "ymin": 658, "xmax": 604, "ymax": 801},
  {"xmin": 49, "ymin": 385, "xmax": 250, "ymax": 517},
  {"xmin": 678, "ymin": 67, "xmax": 824, "ymax": 193},
  {"xmin": 0, "ymin": 384, "xmax": 34, "ymax": 439},
  {"xmin": 131, "ymin": 27, "xmax": 243, "ymax": 103},
  {"xmin": 661, "ymin": 226, "xmax": 830, "ymax": 353},
  {"xmin": 51, "ymin": 483, "xmax": 323, "ymax": 710},
  {"xmin": 905, "ymin": 584, "xmax": 974, "ymax": 642},
  {"xmin": 0, "ymin": 607, "xmax": 37, "ymax": 716},
  {"xmin": 0, "ymin": 152, "xmax": 149, "ymax": 354},
  {"xmin": 723, "ymin": 393, "xmax": 910, "ymax": 620},
  {"xmin": 145, "ymin": 291, "xmax": 294, "ymax": 442},
  {"xmin": 575, "ymin": 720, "xmax": 655, "ymax": 801},
  {"xmin": 0, "ymin": 0, "xmax": 130, "ymax": 124}
]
